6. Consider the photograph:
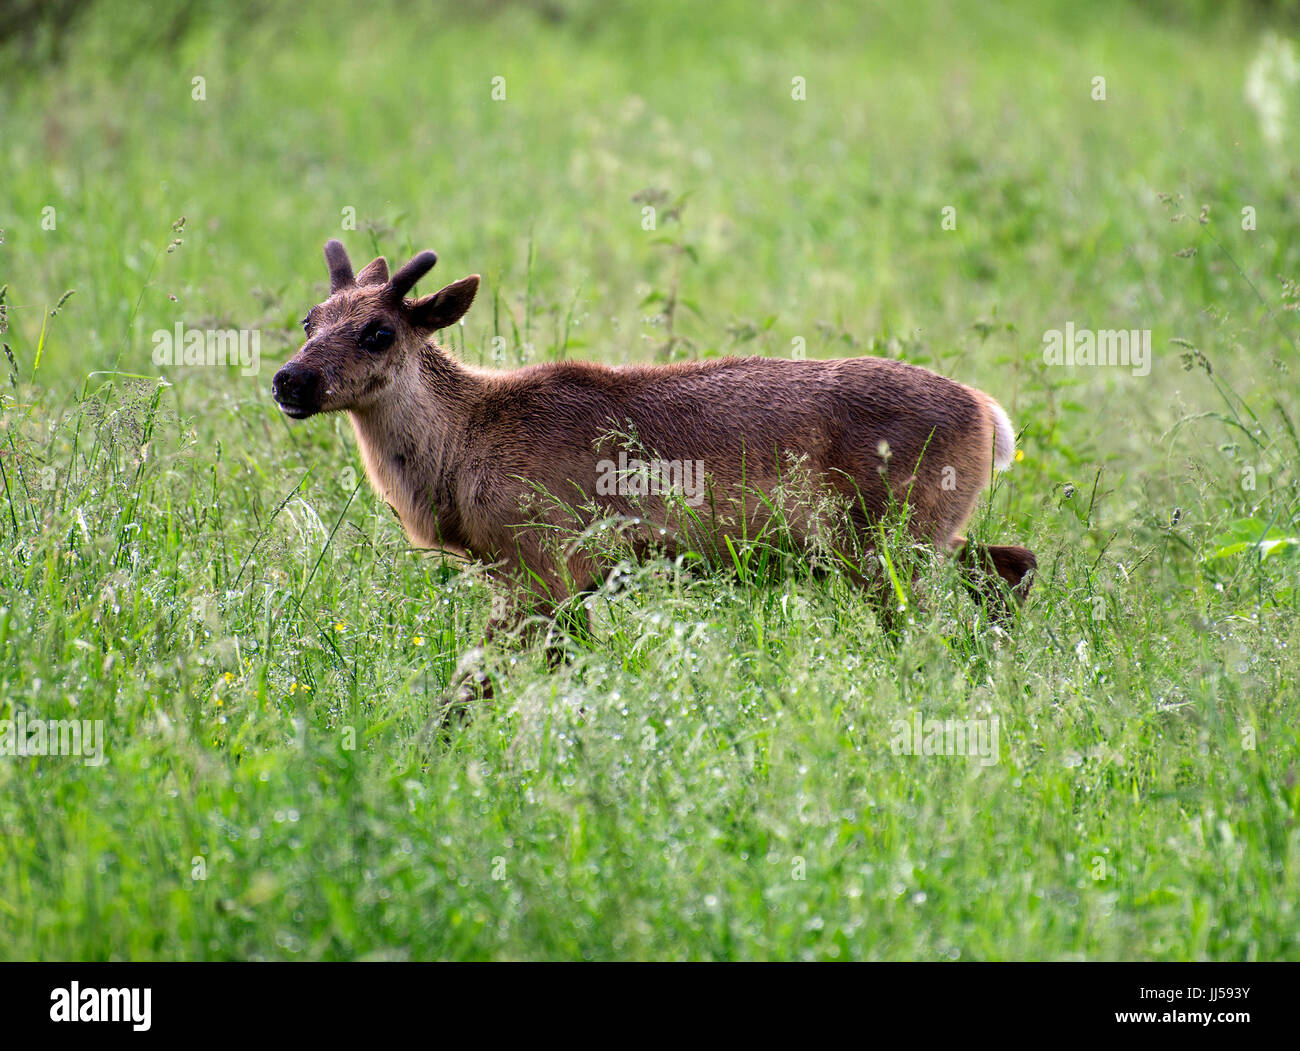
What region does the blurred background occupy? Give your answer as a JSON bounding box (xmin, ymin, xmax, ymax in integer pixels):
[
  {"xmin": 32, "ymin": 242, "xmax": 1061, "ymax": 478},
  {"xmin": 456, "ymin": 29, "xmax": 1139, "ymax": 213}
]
[{"xmin": 3, "ymin": 0, "xmax": 1300, "ymax": 487}]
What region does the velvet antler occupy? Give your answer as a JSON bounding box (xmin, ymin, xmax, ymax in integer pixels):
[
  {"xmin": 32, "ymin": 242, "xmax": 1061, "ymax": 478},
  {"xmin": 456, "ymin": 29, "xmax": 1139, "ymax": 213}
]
[
  {"xmin": 387, "ymin": 250, "xmax": 439, "ymax": 302},
  {"xmin": 323, "ymin": 239, "xmax": 355, "ymax": 292}
]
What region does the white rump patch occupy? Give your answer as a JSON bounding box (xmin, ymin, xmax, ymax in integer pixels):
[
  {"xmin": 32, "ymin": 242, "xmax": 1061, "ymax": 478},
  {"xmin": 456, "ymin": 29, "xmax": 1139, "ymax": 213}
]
[{"xmin": 989, "ymin": 400, "xmax": 1016, "ymax": 470}]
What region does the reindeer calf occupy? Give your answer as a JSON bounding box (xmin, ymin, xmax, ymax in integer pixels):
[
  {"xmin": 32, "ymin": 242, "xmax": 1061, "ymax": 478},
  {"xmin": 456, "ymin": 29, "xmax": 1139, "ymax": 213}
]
[{"xmin": 273, "ymin": 242, "xmax": 1036, "ymax": 701}]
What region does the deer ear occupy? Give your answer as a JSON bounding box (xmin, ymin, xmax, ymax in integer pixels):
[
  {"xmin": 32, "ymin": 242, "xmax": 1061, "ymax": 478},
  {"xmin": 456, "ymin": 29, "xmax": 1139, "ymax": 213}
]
[
  {"xmin": 356, "ymin": 256, "xmax": 389, "ymax": 286},
  {"xmin": 407, "ymin": 275, "xmax": 479, "ymax": 331}
]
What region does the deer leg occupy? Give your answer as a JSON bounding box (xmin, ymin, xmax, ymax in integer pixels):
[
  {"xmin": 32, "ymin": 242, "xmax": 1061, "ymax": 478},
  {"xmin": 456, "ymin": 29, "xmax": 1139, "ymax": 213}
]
[
  {"xmin": 954, "ymin": 540, "xmax": 1037, "ymax": 624},
  {"xmin": 429, "ymin": 548, "xmax": 578, "ymax": 736},
  {"xmin": 838, "ymin": 549, "xmax": 914, "ymax": 635},
  {"xmin": 544, "ymin": 591, "xmax": 593, "ymax": 669}
]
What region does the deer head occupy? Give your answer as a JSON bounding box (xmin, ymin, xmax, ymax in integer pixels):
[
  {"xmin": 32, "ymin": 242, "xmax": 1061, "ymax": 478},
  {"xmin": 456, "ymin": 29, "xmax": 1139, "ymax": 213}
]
[{"xmin": 271, "ymin": 239, "xmax": 479, "ymax": 418}]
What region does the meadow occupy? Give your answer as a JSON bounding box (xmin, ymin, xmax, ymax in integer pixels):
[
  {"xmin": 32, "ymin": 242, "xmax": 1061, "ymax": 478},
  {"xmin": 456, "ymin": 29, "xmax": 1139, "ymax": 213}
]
[{"xmin": 0, "ymin": 0, "xmax": 1297, "ymax": 959}]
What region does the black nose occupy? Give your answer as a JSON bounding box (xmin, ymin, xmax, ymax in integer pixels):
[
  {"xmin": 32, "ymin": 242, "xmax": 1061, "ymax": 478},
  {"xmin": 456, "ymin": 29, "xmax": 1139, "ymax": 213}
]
[{"xmin": 272, "ymin": 364, "xmax": 320, "ymax": 416}]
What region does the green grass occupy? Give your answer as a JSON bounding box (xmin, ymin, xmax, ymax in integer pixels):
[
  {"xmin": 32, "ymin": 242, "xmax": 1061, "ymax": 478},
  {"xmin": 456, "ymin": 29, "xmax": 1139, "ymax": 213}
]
[{"xmin": 1, "ymin": 0, "xmax": 1298, "ymax": 960}]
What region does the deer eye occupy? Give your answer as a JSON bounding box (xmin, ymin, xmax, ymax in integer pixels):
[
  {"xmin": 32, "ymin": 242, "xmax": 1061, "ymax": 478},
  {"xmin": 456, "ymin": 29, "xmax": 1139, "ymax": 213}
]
[
  {"xmin": 301, "ymin": 315, "xmax": 311, "ymax": 333},
  {"xmin": 363, "ymin": 325, "xmax": 395, "ymax": 352}
]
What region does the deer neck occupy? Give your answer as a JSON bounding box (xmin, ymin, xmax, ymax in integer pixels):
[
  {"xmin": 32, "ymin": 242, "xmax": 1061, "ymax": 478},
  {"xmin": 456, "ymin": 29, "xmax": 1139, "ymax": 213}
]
[{"xmin": 347, "ymin": 344, "xmax": 480, "ymax": 552}]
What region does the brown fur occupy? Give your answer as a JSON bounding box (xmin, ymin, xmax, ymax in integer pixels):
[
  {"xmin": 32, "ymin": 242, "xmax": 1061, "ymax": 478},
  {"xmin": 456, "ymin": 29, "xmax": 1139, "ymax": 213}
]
[{"xmin": 274, "ymin": 241, "xmax": 1036, "ymax": 672}]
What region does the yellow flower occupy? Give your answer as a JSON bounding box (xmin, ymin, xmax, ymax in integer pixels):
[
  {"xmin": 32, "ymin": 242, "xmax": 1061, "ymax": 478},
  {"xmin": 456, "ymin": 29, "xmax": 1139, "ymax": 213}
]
[
  {"xmin": 412, "ymin": 636, "xmax": 425, "ymax": 647},
  {"xmin": 334, "ymin": 621, "xmax": 347, "ymax": 632},
  {"xmin": 222, "ymin": 672, "xmax": 234, "ymax": 684},
  {"xmin": 1015, "ymin": 449, "xmax": 1025, "ymax": 463}
]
